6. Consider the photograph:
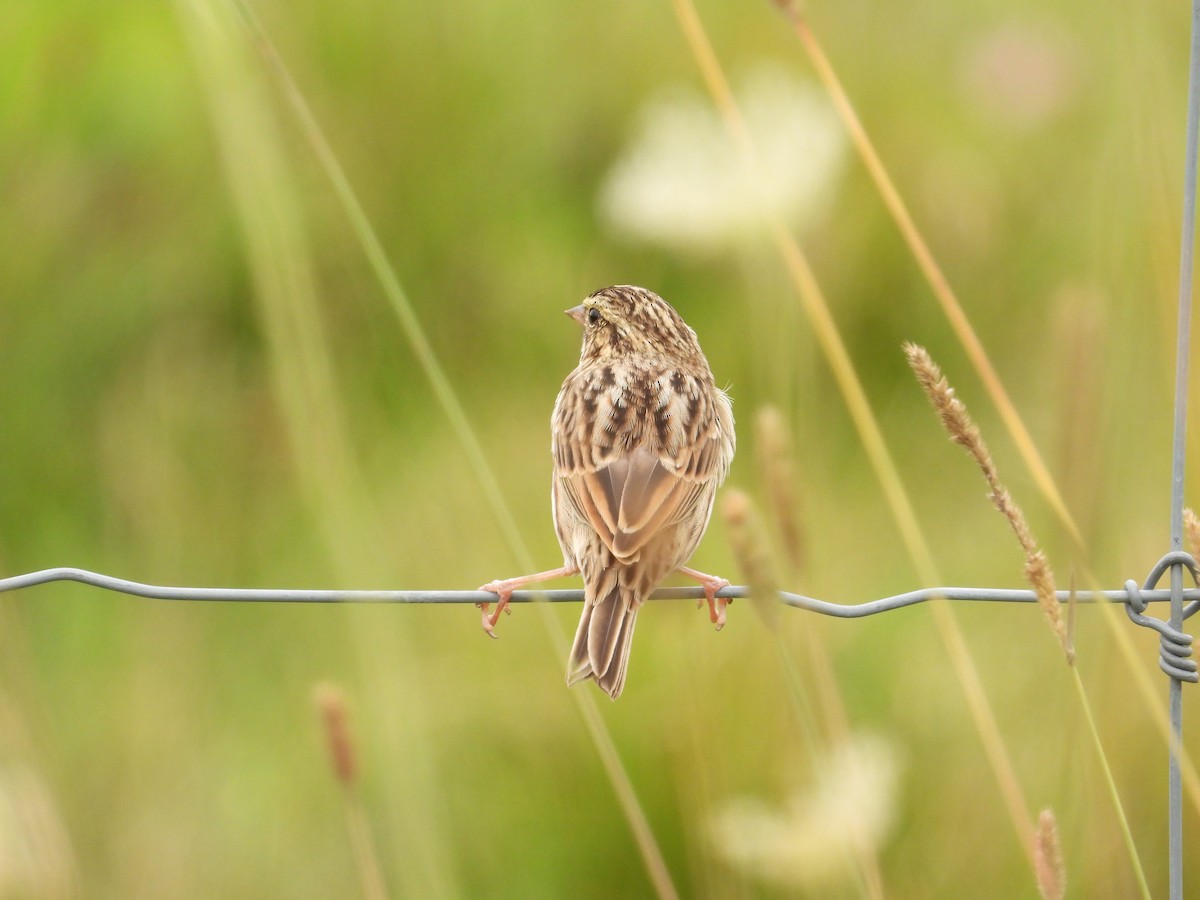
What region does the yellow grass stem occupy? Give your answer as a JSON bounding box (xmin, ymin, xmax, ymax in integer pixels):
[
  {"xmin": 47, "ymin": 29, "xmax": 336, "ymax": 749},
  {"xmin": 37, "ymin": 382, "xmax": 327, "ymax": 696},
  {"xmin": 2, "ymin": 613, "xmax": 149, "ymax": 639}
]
[
  {"xmin": 670, "ymin": 0, "xmax": 1037, "ymax": 871},
  {"xmin": 906, "ymin": 344, "xmax": 1148, "ymax": 891},
  {"xmin": 768, "ymin": 0, "xmax": 1199, "ymax": 860},
  {"xmin": 1071, "ymin": 670, "xmax": 1152, "ymax": 899},
  {"xmin": 721, "ymin": 489, "xmax": 782, "ymax": 629},
  {"xmin": 905, "ymin": 344, "xmax": 1070, "ymax": 662},
  {"xmin": 198, "ymin": 3, "xmax": 680, "ymax": 896},
  {"xmin": 723, "ymin": 488, "xmax": 886, "ymax": 899},
  {"xmin": 315, "ymin": 685, "xmax": 390, "ymax": 900},
  {"xmin": 177, "ymin": 4, "xmax": 462, "ymax": 894},
  {"xmin": 773, "ymin": 0, "xmax": 1084, "ymax": 551},
  {"xmin": 1185, "ymin": 508, "xmax": 1200, "ymax": 557},
  {"xmin": 755, "ymin": 408, "xmax": 806, "ymax": 574}
]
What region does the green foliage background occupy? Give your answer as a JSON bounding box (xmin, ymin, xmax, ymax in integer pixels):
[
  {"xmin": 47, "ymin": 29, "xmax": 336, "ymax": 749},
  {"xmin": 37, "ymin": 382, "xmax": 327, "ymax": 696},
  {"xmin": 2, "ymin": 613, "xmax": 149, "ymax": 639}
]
[{"xmin": 1, "ymin": 0, "xmax": 1197, "ymax": 896}]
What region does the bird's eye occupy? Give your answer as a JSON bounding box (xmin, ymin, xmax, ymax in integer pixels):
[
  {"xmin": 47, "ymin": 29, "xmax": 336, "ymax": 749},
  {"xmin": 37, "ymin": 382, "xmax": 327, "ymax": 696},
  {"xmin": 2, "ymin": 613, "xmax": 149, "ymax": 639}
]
[{"xmin": 587, "ymin": 307, "xmax": 602, "ymax": 325}]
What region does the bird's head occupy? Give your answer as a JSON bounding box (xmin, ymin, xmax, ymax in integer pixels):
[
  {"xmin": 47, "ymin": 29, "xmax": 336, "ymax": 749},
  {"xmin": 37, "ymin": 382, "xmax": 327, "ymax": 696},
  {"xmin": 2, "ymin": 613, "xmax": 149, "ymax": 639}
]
[{"xmin": 567, "ymin": 285, "xmax": 703, "ymax": 364}]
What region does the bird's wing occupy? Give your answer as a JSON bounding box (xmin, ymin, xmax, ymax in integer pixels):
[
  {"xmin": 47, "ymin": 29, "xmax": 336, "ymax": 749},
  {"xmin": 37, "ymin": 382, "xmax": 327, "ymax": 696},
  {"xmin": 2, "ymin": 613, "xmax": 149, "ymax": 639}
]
[{"xmin": 554, "ymin": 370, "xmax": 733, "ymax": 563}]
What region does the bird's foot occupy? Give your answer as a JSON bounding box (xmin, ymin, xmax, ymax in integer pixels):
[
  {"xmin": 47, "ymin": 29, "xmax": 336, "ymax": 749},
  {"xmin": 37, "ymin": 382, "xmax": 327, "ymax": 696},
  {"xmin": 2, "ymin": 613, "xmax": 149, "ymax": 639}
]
[
  {"xmin": 477, "ymin": 580, "xmax": 517, "ymax": 639},
  {"xmin": 679, "ymin": 566, "xmax": 731, "ymax": 631},
  {"xmin": 476, "ymin": 566, "xmax": 579, "ymax": 638}
]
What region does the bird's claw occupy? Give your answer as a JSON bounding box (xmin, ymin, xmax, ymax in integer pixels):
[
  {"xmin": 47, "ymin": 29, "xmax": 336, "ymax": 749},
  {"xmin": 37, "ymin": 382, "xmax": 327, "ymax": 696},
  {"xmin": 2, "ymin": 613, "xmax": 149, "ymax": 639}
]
[
  {"xmin": 477, "ymin": 582, "xmax": 513, "ymax": 638},
  {"xmin": 708, "ymin": 595, "xmax": 728, "ymax": 631},
  {"xmin": 478, "ymin": 602, "xmax": 499, "ymax": 639},
  {"xmin": 679, "ymin": 565, "xmax": 731, "ymax": 631},
  {"xmin": 702, "ymin": 577, "xmax": 731, "ymax": 631}
]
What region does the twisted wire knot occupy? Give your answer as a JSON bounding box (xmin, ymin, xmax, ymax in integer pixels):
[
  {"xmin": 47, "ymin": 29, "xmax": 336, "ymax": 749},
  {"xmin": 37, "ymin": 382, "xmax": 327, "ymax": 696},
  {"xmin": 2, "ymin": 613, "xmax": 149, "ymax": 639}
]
[{"xmin": 1125, "ymin": 551, "xmax": 1200, "ymax": 683}]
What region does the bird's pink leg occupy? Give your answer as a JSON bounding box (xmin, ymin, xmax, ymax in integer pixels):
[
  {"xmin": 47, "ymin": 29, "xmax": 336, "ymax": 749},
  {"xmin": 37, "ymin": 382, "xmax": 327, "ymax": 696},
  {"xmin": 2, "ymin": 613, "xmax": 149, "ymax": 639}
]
[
  {"xmin": 477, "ymin": 566, "xmax": 579, "ymax": 638},
  {"xmin": 677, "ymin": 565, "xmax": 732, "ymax": 631}
]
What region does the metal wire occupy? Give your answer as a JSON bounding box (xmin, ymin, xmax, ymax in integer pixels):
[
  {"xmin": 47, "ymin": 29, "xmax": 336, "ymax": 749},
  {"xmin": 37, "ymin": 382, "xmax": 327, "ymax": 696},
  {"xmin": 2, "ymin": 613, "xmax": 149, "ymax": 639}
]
[
  {"xmin": 1164, "ymin": 0, "xmax": 1200, "ymax": 893},
  {"xmin": 1125, "ymin": 552, "xmax": 1200, "ymax": 683},
  {"xmin": 2, "ymin": 563, "xmax": 1197, "ymax": 616}
]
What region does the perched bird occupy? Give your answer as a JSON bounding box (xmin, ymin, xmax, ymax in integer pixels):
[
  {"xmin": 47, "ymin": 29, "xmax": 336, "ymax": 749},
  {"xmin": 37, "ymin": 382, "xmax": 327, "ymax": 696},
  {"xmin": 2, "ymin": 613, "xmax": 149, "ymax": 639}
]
[{"xmin": 479, "ymin": 285, "xmax": 736, "ymax": 699}]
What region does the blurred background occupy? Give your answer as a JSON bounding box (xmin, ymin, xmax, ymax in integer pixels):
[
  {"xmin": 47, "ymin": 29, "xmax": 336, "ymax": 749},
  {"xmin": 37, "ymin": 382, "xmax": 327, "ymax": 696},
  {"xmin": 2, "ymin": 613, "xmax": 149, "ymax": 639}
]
[{"xmin": 1, "ymin": 0, "xmax": 1197, "ymax": 896}]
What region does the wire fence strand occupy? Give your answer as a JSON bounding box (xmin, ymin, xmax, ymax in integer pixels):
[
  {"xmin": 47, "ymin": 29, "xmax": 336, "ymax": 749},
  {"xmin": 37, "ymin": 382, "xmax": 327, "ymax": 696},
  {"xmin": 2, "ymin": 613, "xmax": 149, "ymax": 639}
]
[{"xmin": 2, "ymin": 566, "xmax": 1195, "ymax": 615}]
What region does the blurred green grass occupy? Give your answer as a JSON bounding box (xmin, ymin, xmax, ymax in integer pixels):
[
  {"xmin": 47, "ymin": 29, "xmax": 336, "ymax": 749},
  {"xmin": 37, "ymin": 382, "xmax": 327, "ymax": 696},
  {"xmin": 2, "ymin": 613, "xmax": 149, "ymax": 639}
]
[{"xmin": 2, "ymin": 0, "xmax": 1198, "ymax": 896}]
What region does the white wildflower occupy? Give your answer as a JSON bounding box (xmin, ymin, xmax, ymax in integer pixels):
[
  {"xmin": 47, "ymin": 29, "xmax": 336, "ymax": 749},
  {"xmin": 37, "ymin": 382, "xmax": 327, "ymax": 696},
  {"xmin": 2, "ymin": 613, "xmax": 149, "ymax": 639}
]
[
  {"xmin": 709, "ymin": 733, "xmax": 901, "ymax": 890},
  {"xmin": 598, "ymin": 64, "xmax": 847, "ymax": 254}
]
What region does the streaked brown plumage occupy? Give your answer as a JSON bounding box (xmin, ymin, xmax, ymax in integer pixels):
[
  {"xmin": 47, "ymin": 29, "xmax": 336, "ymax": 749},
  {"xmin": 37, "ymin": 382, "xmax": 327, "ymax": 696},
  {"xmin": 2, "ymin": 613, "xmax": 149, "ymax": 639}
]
[{"xmin": 480, "ymin": 285, "xmax": 736, "ymax": 699}]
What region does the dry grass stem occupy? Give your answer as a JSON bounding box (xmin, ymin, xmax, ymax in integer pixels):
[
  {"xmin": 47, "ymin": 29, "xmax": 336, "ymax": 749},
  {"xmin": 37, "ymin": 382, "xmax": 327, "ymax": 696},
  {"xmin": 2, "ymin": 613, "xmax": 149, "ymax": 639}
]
[
  {"xmin": 225, "ymin": 6, "xmax": 678, "ymax": 889},
  {"xmin": 1066, "ymin": 571, "xmax": 1077, "ymax": 664},
  {"xmin": 312, "ymin": 683, "xmax": 389, "ymax": 900},
  {"xmin": 1033, "ymin": 808, "xmax": 1066, "ymax": 900},
  {"xmin": 1185, "ymin": 507, "xmax": 1200, "ymax": 558},
  {"xmin": 723, "ymin": 486, "xmax": 886, "ymax": 896},
  {"xmin": 671, "ymin": 0, "xmax": 1036, "ymax": 867},
  {"xmin": 766, "ymin": 0, "xmax": 1189, "ymax": 858},
  {"xmin": 755, "ymin": 407, "xmax": 806, "ymax": 574},
  {"xmin": 774, "ymin": 0, "xmax": 1084, "ymax": 550},
  {"xmin": 904, "ymin": 344, "xmax": 1071, "ymax": 663},
  {"xmin": 315, "ymin": 682, "xmax": 357, "ymax": 786},
  {"xmin": 722, "ymin": 489, "xmax": 782, "ymax": 627}
]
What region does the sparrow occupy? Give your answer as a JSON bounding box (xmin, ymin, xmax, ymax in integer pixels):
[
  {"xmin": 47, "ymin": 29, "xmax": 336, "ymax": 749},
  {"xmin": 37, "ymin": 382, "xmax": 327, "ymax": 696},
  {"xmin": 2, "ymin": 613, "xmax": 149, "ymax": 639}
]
[{"xmin": 479, "ymin": 285, "xmax": 736, "ymax": 698}]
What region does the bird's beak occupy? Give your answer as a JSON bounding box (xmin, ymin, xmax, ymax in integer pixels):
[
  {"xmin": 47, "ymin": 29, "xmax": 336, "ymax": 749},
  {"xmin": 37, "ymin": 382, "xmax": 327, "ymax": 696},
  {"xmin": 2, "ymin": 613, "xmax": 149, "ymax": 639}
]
[{"xmin": 565, "ymin": 305, "xmax": 587, "ymax": 325}]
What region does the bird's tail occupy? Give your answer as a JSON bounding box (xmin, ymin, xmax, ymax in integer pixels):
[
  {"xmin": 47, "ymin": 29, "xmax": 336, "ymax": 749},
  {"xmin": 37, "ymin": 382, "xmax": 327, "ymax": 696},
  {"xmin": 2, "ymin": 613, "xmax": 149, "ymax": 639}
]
[{"xmin": 566, "ymin": 573, "xmax": 640, "ymax": 700}]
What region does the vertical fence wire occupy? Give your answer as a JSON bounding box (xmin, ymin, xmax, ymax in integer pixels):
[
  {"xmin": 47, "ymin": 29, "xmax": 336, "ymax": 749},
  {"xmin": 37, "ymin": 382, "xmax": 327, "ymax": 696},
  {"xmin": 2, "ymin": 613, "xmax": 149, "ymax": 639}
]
[{"xmin": 1169, "ymin": 1, "xmax": 1200, "ymax": 895}]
